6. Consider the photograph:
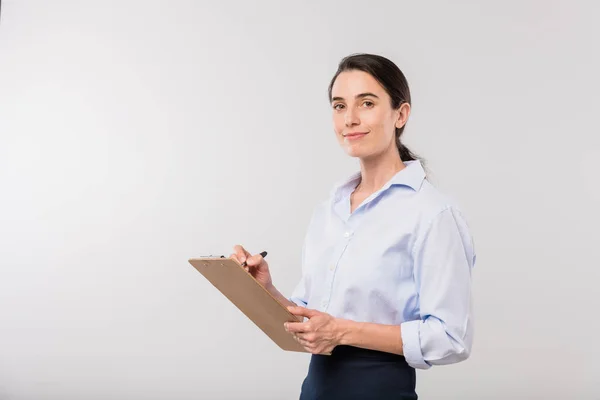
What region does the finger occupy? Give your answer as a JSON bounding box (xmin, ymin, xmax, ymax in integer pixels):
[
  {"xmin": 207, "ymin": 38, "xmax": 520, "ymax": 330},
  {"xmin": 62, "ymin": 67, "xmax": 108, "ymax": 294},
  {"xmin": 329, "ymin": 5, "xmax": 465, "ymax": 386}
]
[
  {"xmin": 246, "ymin": 253, "xmax": 265, "ymax": 267},
  {"xmin": 230, "ymin": 254, "xmax": 250, "ymax": 272},
  {"xmin": 285, "ymin": 322, "xmax": 310, "ymax": 333},
  {"xmin": 233, "ymin": 245, "xmax": 248, "ymax": 263},
  {"xmin": 292, "ymin": 334, "xmax": 312, "ymax": 349},
  {"xmin": 233, "ymin": 245, "xmax": 251, "ymax": 264},
  {"xmin": 287, "ymin": 306, "xmax": 318, "ymax": 318},
  {"xmin": 296, "ymin": 332, "xmax": 315, "ymax": 342}
]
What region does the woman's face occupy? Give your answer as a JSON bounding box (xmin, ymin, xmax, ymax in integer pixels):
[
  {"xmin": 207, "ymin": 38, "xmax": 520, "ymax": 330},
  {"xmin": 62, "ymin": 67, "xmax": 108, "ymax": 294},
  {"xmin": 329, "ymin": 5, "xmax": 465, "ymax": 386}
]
[{"xmin": 330, "ymin": 70, "xmax": 409, "ymax": 159}]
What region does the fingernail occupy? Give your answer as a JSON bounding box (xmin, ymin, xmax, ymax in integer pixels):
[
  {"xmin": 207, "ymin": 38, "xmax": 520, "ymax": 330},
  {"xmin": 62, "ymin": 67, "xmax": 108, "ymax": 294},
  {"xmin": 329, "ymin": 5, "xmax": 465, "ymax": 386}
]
[{"xmin": 284, "ymin": 323, "xmax": 288, "ymax": 330}]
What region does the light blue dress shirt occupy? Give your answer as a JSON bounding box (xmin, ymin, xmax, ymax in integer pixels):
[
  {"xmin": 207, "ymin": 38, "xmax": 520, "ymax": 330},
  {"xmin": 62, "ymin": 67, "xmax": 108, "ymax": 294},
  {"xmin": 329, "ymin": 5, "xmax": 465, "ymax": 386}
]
[{"xmin": 289, "ymin": 160, "xmax": 476, "ymax": 369}]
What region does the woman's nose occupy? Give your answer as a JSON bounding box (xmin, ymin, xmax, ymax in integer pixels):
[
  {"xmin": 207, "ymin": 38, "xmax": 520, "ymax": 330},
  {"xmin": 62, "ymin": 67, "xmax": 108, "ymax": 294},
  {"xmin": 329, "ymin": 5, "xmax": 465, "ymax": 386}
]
[{"xmin": 344, "ymin": 109, "xmax": 360, "ymax": 126}]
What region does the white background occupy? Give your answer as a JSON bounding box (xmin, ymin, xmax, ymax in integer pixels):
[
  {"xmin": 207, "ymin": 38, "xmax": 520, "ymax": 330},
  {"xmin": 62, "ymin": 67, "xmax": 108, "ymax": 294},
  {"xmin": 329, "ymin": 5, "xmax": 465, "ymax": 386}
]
[{"xmin": 0, "ymin": 1, "xmax": 598, "ymax": 399}]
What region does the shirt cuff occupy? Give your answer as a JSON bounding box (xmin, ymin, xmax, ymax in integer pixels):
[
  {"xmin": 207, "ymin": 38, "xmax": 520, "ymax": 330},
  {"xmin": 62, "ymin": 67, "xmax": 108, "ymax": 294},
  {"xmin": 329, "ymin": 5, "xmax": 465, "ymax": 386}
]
[
  {"xmin": 401, "ymin": 320, "xmax": 431, "ymax": 370},
  {"xmin": 288, "ymin": 297, "xmax": 306, "ymax": 307}
]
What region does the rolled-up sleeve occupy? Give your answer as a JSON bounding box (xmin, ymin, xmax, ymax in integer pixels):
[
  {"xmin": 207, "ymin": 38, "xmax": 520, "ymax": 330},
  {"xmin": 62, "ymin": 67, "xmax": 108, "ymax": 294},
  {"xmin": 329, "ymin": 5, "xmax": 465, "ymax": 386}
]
[{"xmin": 401, "ymin": 206, "xmax": 476, "ymax": 369}]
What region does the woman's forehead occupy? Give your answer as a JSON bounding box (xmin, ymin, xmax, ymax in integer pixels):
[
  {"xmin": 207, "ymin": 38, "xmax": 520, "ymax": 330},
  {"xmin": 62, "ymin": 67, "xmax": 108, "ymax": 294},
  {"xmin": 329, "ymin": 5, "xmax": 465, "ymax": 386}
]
[{"xmin": 331, "ymin": 70, "xmax": 386, "ymax": 99}]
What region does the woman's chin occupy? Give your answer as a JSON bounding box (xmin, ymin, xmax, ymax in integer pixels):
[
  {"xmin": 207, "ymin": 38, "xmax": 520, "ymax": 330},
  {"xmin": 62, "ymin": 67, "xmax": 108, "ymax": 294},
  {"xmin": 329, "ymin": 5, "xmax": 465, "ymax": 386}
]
[{"xmin": 344, "ymin": 145, "xmax": 372, "ymax": 159}]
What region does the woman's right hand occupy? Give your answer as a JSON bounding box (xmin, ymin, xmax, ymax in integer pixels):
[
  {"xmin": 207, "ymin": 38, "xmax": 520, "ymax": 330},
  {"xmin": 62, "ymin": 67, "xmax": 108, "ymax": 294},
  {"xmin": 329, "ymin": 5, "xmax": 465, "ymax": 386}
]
[{"xmin": 230, "ymin": 245, "xmax": 273, "ymax": 291}]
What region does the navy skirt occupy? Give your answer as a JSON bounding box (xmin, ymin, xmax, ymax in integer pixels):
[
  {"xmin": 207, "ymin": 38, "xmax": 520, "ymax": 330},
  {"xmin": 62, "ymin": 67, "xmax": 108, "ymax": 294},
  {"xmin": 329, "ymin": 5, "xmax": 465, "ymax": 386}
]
[{"xmin": 299, "ymin": 345, "xmax": 417, "ymax": 400}]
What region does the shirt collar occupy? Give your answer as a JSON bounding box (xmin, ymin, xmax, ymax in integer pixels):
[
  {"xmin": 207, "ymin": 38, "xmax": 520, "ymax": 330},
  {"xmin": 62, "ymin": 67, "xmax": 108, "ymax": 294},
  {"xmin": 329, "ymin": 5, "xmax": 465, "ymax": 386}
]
[{"xmin": 330, "ymin": 159, "xmax": 426, "ymax": 202}]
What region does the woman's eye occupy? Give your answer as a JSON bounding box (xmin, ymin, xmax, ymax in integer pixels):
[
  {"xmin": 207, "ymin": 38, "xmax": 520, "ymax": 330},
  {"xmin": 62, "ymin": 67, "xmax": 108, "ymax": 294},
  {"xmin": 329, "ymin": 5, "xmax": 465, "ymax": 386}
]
[
  {"xmin": 363, "ymin": 101, "xmax": 374, "ymax": 107},
  {"xmin": 333, "ymin": 104, "xmax": 345, "ymax": 110}
]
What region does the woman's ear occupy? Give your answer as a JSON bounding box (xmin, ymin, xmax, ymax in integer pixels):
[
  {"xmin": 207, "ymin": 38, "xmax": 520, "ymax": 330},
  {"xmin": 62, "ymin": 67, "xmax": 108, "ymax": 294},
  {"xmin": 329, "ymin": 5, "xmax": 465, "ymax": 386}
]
[{"xmin": 395, "ymin": 103, "xmax": 411, "ymax": 129}]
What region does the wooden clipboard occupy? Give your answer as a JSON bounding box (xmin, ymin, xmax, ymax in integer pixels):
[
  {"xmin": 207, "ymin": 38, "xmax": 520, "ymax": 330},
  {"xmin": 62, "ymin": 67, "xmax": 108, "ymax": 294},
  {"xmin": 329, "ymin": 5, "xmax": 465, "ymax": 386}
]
[{"xmin": 188, "ymin": 256, "xmax": 308, "ymax": 353}]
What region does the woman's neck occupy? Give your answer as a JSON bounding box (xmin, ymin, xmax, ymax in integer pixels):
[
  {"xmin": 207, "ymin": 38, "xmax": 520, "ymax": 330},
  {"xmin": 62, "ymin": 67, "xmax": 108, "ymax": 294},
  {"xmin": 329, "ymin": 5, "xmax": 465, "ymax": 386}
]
[{"xmin": 356, "ymin": 146, "xmax": 406, "ymax": 194}]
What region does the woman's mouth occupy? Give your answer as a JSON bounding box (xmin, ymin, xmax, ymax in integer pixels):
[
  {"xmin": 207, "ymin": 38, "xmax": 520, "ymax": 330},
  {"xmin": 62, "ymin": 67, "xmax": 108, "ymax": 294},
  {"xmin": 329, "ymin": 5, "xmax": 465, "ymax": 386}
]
[{"xmin": 344, "ymin": 132, "xmax": 368, "ymax": 140}]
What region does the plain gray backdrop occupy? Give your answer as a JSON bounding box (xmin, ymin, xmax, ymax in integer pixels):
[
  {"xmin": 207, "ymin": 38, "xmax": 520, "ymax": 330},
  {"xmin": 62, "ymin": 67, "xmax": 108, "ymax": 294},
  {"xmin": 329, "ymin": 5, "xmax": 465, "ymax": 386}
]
[{"xmin": 0, "ymin": 0, "xmax": 598, "ymax": 399}]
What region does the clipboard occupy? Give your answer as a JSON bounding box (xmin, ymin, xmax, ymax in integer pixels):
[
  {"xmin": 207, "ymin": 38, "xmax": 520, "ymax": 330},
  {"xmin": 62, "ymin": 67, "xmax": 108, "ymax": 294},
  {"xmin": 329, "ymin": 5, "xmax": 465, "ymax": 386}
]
[{"xmin": 188, "ymin": 256, "xmax": 308, "ymax": 353}]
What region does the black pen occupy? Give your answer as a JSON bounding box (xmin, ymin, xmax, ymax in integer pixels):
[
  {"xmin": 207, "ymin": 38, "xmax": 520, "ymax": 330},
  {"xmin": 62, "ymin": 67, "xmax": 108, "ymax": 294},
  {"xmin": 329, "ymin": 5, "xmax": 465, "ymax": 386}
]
[{"xmin": 241, "ymin": 251, "xmax": 268, "ymax": 267}]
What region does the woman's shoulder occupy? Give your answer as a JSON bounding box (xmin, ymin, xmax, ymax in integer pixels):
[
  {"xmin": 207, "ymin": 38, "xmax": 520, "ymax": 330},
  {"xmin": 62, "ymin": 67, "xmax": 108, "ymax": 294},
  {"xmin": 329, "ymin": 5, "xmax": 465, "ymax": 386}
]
[
  {"xmin": 416, "ymin": 179, "xmax": 460, "ymax": 210},
  {"xmin": 408, "ymin": 178, "xmax": 471, "ymax": 227}
]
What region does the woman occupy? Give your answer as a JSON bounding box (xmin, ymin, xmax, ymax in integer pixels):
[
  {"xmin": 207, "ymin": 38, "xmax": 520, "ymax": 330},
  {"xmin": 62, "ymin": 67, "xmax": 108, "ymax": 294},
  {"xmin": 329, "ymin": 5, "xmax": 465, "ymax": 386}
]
[{"xmin": 231, "ymin": 53, "xmax": 476, "ymax": 399}]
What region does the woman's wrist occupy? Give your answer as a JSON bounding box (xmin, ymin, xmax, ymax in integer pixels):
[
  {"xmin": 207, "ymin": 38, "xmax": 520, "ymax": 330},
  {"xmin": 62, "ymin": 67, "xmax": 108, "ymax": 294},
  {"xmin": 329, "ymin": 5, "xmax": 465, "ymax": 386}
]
[
  {"xmin": 335, "ymin": 318, "xmax": 357, "ymax": 346},
  {"xmin": 266, "ymin": 282, "xmax": 281, "ymax": 299},
  {"xmin": 267, "ymin": 283, "xmax": 297, "ymax": 309},
  {"xmin": 265, "ymin": 282, "xmax": 276, "ymax": 295}
]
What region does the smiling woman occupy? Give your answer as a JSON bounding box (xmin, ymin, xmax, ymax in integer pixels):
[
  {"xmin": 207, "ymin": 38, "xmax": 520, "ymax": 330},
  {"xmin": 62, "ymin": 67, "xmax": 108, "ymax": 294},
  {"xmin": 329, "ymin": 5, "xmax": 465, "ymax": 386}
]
[
  {"xmin": 329, "ymin": 56, "xmax": 419, "ymax": 165},
  {"xmin": 231, "ymin": 53, "xmax": 476, "ymax": 400}
]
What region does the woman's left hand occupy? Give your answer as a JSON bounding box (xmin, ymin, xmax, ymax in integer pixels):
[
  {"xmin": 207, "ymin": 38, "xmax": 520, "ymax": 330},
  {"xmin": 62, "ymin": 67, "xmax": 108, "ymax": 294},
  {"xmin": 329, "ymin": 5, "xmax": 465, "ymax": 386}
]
[{"xmin": 284, "ymin": 306, "xmax": 343, "ymax": 354}]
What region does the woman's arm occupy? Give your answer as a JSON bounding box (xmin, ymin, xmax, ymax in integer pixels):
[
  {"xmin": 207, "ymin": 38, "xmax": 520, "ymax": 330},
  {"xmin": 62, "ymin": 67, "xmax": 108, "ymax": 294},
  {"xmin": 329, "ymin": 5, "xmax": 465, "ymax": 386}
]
[
  {"xmin": 285, "ymin": 306, "xmax": 404, "ymax": 356},
  {"xmin": 337, "ymin": 319, "xmax": 404, "ymax": 355},
  {"xmin": 287, "ymin": 206, "xmax": 475, "ymax": 368},
  {"xmin": 267, "ymin": 284, "xmax": 297, "ymax": 309}
]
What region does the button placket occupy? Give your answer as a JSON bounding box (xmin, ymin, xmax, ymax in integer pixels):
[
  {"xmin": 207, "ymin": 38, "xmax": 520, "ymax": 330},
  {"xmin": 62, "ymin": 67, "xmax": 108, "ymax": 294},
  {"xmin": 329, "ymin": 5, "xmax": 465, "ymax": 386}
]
[{"xmin": 321, "ymin": 227, "xmax": 354, "ymax": 312}]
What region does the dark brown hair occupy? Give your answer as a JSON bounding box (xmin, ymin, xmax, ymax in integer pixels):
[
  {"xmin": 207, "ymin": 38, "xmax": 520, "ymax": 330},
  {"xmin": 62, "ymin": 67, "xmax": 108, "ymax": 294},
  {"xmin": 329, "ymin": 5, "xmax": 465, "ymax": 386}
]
[{"xmin": 328, "ymin": 53, "xmax": 419, "ymax": 162}]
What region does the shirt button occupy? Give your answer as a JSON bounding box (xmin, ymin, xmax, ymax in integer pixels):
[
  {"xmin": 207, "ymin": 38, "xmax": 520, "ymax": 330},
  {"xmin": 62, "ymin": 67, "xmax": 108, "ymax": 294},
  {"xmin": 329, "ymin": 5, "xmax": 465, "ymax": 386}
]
[
  {"xmin": 344, "ymin": 231, "xmax": 352, "ymax": 238},
  {"xmin": 329, "ymin": 265, "xmax": 335, "ymax": 271},
  {"xmin": 321, "ymin": 300, "xmax": 328, "ymax": 308}
]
